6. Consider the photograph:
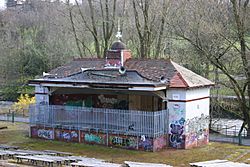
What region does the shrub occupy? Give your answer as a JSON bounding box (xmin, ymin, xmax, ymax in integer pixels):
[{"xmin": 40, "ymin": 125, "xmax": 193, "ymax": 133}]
[{"xmin": 12, "ymin": 94, "xmax": 35, "ymax": 116}]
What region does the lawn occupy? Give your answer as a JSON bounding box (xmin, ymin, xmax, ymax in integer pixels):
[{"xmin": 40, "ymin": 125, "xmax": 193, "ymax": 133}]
[{"xmin": 0, "ymin": 121, "xmax": 250, "ymax": 167}]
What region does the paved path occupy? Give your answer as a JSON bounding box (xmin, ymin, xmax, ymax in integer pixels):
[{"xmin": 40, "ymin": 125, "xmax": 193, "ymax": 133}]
[{"xmin": 210, "ymin": 134, "xmax": 250, "ymax": 146}]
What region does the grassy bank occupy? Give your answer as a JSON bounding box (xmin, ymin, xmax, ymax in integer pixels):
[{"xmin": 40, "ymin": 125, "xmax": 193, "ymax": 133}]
[{"xmin": 0, "ymin": 121, "xmax": 250, "ymax": 167}]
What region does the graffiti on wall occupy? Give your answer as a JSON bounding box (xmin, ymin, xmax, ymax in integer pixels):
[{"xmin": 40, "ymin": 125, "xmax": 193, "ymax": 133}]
[
  {"xmin": 185, "ymin": 114, "xmax": 209, "ymax": 147},
  {"xmin": 84, "ymin": 133, "xmax": 105, "ymax": 144},
  {"xmin": 169, "ymin": 104, "xmax": 185, "ymax": 121},
  {"xmin": 30, "ymin": 127, "xmax": 167, "ymax": 151},
  {"xmin": 55, "ymin": 130, "xmax": 78, "ymax": 142},
  {"xmin": 109, "ymin": 136, "xmax": 137, "ymax": 149},
  {"xmin": 169, "ymin": 103, "xmax": 185, "ymax": 148},
  {"xmin": 186, "ymin": 114, "xmax": 209, "ymax": 134},
  {"xmin": 37, "ymin": 129, "xmax": 54, "ymax": 139},
  {"xmin": 138, "ymin": 135, "xmax": 153, "ymax": 151},
  {"xmin": 98, "ymin": 95, "xmax": 118, "ymax": 104},
  {"xmin": 185, "ymin": 129, "xmax": 209, "ymax": 148},
  {"xmin": 169, "ymin": 118, "xmax": 185, "ymax": 148},
  {"xmin": 153, "ymin": 135, "xmax": 166, "ymax": 151}
]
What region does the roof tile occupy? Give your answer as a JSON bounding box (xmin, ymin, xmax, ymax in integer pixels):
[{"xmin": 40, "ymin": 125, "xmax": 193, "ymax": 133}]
[{"xmin": 48, "ymin": 58, "xmax": 214, "ymax": 88}]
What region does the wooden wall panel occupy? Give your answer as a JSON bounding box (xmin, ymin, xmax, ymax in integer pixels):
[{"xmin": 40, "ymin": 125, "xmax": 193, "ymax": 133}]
[{"xmin": 129, "ymin": 95, "xmax": 141, "ymax": 110}]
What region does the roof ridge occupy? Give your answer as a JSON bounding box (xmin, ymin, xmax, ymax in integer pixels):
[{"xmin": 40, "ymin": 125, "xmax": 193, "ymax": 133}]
[
  {"xmin": 170, "ymin": 60, "xmax": 214, "ymax": 87},
  {"xmin": 176, "ymin": 72, "xmax": 189, "ymax": 87}
]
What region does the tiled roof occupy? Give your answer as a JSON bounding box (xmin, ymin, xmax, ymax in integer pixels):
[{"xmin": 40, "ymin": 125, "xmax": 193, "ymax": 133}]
[
  {"xmin": 48, "ymin": 58, "xmax": 214, "ymax": 88},
  {"xmin": 171, "ymin": 62, "xmax": 214, "ymax": 88}
]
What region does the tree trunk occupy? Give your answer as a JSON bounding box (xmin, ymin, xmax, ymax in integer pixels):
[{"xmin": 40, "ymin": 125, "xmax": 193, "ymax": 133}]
[
  {"xmin": 155, "ymin": 0, "xmax": 167, "ymax": 58},
  {"xmin": 238, "ymin": 121, "xmax": 246, "ymax": 145}
]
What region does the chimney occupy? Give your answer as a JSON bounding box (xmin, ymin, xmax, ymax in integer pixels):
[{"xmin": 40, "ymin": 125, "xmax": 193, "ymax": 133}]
[{"xmin": 121, "ymin": 50, "xmax": 132, "ymax": 66}]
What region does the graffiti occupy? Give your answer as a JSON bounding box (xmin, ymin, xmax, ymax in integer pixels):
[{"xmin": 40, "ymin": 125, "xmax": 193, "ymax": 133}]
[
  {"xmin": 128, "ymin": 124, "xmax": 135, "ymax": 131},
  {"xmin": 98, "ymin": 95, "xmax": 118, "ymax": 104},
  {"xmin": 153, "ymin": 136, "xmax": 166, "ymax": 151},
  {"xmin": 84, "ymin": 133, "xmax": 105, "ymax": 144},
  {"xmin": 186, "ymin": 129, "xmax": 209, "ymax": 148},
  {"xmin": 184, "ymin": 114, "xmax": 209, "ymax": 148},
  {"xmin": 31, "ymin": 128, "xmax": 38, "ymax": 136},
  {"xmin": 37, "ymin": 129, "xmax": 54, "ymax": 139},
  {"xmin": 169, "ymin": 117, "xmax": 185, "ymax": 148},
  {"xmin": 186, "ymin": 114, "xmax": 209, "ymax": 135},
  {"xmin": 169, "ymin": 103, "xmax": 185, "ymax": 123},
  {"xmin": 138, "ymin": 136, "xmax": 153, "ymax": 151},
  {"xmin": 55, "ymin": 130, "xmax": 78, "ymax": 142},
  {"xmin": 110, "ymin": 136, "xmax": 137, "ymax": 148}
]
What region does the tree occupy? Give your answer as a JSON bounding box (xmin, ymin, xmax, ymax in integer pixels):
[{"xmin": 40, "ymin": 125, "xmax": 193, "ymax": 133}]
[
  {"xmin": 170, "ymin": 0, "xmax": 250, "ymax": 136},
  {"xmin": 0, "ymin": 0, "xmax": 77, "ymax": 88},
  {"xmin": 73, "ymin": 0, "xmax": 117, "ymax": 58}
]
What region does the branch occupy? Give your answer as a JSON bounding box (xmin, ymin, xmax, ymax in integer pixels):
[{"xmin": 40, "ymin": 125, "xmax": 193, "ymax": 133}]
[{"xmin": 67, "ymin": 1, "xmax": 83, "ymax": 58}]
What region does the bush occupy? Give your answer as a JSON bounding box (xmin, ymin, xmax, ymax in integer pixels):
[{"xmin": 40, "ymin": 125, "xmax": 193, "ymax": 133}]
[{"xmin": 12, "ymin": 94, "xmax": 35, "ymax": 116}]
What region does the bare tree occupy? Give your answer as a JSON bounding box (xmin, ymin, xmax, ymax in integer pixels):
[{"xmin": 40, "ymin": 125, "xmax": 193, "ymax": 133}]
[
  {"xmin": 74, "ymin": 0, "xmax": 117, "ymax": 58},
  {"xmin": 170, "ymin": 0, "xmax": 250, "ymax": 136}
]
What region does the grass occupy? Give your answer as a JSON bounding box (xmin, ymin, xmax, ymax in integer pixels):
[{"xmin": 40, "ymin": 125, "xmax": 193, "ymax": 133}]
[{"xmin": 0, "ymin": 122, "xmax": 250, "ymax": 167}]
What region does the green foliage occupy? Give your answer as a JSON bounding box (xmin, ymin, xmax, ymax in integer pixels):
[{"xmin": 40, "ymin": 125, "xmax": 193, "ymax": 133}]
[
  {"xmin": 17, "ymin": 28, "xmax": 49, "ymax": 77},
  {"xmin": 0, "ymin": 78, "xmax": 34, "ymax": 101},
  {"xmin": 1, "ymin": 84, "xmax": 19, "ymax": 101}
]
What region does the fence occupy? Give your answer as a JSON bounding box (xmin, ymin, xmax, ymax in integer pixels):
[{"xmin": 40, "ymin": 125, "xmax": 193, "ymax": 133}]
[
  {"xmin": 0, "ymin": 103, "xmax": 29, "ymax": 123},
  {"xmin": 211, "ymin": 124, "xmax": 247, "ymax": 137},
  {"xmin": 29, "ymin": 105, "xmax": 168, "ymax": 138}
]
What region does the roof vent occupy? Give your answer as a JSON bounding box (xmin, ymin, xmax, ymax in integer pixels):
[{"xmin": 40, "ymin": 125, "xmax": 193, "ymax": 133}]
[
  {"xmin": 43, "ymin": 72, "xmax": 57, "ymax": 78},
  {"xmin": 119, "ymin": 66, "xmax": 126, "ymax": 75},
  {"xmin": 160, "ymin": 76, "xmax": 168, "ymax": 83}
]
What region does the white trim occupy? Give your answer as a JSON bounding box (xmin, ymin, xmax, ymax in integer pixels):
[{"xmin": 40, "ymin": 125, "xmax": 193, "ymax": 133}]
[
  {"xmin": 121, "ymin": 50, "xmax": 124, "ymax": 66},
  {"xmin": 30, "ymin": 83, "xmax": 166, "ymax": 91},
  {"xmin": 128, "ymin": 86, "xmax": 166, "ymax": 91},
  {"xmin": 30, "ymin": 83, "xmax": 90, "ymax": 88}
]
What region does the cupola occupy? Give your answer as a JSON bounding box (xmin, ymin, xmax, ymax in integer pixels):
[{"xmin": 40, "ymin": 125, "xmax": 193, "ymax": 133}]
[{"xmin": 105, "ymin": 25, "xmax": 132, "ymax": 68}]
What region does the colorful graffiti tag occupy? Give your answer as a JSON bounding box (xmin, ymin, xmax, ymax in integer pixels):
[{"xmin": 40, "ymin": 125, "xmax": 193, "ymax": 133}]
[
  {"xmin": 37, "ymin": 129, "xmax": 54, "ymax": 140},
  {"xmin": 169, "ymin": 117, "xmax": 185, "ymax": 148},
  {"xmin": 84, "ymin": 133, "xmax": 105, "ymax": 144},
  {"xmin": 153, "ymin": 135, "xmax": 166, "ymax": 151},
  {"xmin": 109, "ymin": 136, "xmax": 137, "ymax": 149},
  {"xmin": 55, "ymin": 130, "xmax": 78, "ymax": 142},
  {"xmin": 185, "ymin": 129, "xmax": 209, "ymax": 148},
  {"xmin": 138, "ymin": 136, "xmax": 153, "ymax": 151},
  {"xmin": 30, "ymin": 127, "xmax": 167, "ymax": 151},
  {"xmin": 185, "ymin": 114, "xmax": 209, "ymax": 148},
  {"xmin": 168, "ymin": 103, "xmax": 186, "ymax": 148}
]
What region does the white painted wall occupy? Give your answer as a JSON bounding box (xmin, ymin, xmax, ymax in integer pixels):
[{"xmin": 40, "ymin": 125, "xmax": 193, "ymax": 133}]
[
  {"xmin": 185, "ymin": 98, "xmax": 210, "ymax": 120},
  {"xmin": 35, "ymin": 85, "xmax": 49, "ymax": 105},
  {"xmin": 186, "ymin": 87, "xmax": 210, "ymax": 100},
  {"xmin": 167, "ymin": 89, "xmax": 186, "ymax": 101},
  {"xmin": 185, "ymin": 87, "xmax": 210, "ymax": 119},
  {"xmin": 167, "ymin": 87, "xmax": 210, "ymax": 131}
]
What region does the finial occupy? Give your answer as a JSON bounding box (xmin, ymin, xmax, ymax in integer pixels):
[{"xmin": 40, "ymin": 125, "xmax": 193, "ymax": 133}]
[{"xmin": 115, "ymin": 19, "xmax": 122, "ymax": 41}]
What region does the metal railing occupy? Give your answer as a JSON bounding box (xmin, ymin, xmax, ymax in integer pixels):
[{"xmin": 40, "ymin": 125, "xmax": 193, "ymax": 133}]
[
  {"xmin": 211, "ymin": 124, "xmax": 247, "ymax": 137},
  {"xmin": 29, "ymin": 105, "xmax": 168, "ymax": 138}
]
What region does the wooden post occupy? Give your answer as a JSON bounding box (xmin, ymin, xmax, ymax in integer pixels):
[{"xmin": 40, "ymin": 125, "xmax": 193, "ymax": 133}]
[{"xmin": 12, "ymin": 111, "xmax": 14, "ymax": 123}]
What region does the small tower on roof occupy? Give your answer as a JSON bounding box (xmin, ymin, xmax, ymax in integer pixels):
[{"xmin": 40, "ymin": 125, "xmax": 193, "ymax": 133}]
[{"xmin": 105, "ymin": 21, "xmax": 132, "ymax": 68}]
